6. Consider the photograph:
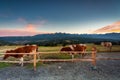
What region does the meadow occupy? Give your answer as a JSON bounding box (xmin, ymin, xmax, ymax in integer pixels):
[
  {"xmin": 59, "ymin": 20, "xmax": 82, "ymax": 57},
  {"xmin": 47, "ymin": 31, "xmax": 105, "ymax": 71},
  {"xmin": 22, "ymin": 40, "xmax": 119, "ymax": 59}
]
[
  {"xmin": 0, "ymin": 43, "xmax": 120, "ymax": 55},
  {"xmin": 38, "ymin": 44, "xmax": 120, "ymax": 52}
]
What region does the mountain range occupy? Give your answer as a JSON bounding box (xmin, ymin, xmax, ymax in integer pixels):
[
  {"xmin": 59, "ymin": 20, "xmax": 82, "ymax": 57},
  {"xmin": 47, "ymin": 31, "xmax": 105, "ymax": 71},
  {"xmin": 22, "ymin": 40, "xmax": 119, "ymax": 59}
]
[{"xmin": 0, "ymin": 32, "xmax": 120, "ymax": 46}]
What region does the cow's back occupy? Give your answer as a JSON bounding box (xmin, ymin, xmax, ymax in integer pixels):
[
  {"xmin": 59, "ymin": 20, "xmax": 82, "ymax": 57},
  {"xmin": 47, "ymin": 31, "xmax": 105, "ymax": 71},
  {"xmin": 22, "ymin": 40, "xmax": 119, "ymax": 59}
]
[{"xmin": 60, "ymin": 47, "xmax": 73, "ymax": 51}]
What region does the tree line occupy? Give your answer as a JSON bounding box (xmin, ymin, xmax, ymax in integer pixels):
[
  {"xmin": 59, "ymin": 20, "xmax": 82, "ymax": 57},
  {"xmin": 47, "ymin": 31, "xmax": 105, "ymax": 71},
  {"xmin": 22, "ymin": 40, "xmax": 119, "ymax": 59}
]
[{"xmin": 0, "ymin": 32, "xmax": 120, "ymax": 46}]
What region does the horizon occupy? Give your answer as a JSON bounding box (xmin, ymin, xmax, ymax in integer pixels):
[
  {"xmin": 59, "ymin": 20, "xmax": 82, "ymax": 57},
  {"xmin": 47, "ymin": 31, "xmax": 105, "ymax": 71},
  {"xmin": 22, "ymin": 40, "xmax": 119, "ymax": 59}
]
[
  {"xmin": 0, "ymin": 32, "xmax": 120, "ymax": 37},
  {"xmin": 0, "ymin": 0, "xmax": 120, "ymax": 36}
]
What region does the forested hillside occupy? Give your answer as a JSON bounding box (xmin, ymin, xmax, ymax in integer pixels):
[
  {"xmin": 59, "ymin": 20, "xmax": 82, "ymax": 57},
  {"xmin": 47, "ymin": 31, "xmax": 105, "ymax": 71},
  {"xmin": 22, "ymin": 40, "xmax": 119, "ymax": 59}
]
[{"xmin": 0, "ymin": 33, "xmax": 120, "ymax": 46}]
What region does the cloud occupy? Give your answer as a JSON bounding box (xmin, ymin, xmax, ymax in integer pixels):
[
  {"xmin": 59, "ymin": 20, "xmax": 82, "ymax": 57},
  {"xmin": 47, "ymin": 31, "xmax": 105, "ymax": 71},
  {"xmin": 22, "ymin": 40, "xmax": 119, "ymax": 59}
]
[
  {"xmin": 17, "ymin": 17, "xmax": 47, "ymax": 25},
  {"xmin": 0, "ymin": 17, "xmax": 48, "ymax": 36},
  {"xmin": 0, "ymin": 21, "xmax": 47, "ymax": 36},
  {"xmin": 31, "ymin": 20, "xmax": 47, "ymax": 27},
  {"xmin": 0, "ymin": 29, "xmax": 47, "ymax": 36},
  {"xmin": 92, "ymin": 21, "xmax": 120, "ymax": 34},
  {"xmin": 25, "ymin": 24, "xmax": 36, "ymax": 32},
  {"xmin": 17, "ymin": 18, "xmax": 27, "ymax": 24},
  {"xmin": 37, "ymin": 20, "xmax": 47, "ymax": 25}
]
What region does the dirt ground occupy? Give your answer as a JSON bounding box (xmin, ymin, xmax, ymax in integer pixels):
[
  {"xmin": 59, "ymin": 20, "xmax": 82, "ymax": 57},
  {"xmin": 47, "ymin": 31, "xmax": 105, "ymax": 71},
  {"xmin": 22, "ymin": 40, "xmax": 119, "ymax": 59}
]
[{"xmin": 0, "ymin": 52, "xmax": 120, "ymax": 80}]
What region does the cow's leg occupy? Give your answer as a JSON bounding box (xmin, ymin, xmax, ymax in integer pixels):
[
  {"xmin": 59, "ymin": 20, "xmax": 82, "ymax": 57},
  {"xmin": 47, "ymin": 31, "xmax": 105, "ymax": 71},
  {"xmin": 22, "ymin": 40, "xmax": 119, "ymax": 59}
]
[
  {"xmin": 82, "ymin": 50, "xmax": 86, "ymax": 57},
  {"xmin": 80, "ymin": 51, "xmax": 84, "ymax": 58},
  {"xmin": 70, "ymin": 53, "xmax": 74, "ymax": 62},
  {"xmin": 19, "ymin": 57, "xmax": 24, "ymax": 66}
]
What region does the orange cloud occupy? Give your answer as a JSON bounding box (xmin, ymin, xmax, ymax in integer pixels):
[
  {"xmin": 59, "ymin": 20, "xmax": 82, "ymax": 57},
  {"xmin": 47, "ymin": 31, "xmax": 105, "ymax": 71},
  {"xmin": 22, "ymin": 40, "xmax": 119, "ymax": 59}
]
[
  {"xmin": 25, "ymin": 24, "xmax": 36, "ymax": 32},
  {"xmin": 109, "ymin": 29, "xmax": 120, "ymax": 33},
  {"xmin": 93, "ymin": 21, "xmax": 120, "ymax": 34}
]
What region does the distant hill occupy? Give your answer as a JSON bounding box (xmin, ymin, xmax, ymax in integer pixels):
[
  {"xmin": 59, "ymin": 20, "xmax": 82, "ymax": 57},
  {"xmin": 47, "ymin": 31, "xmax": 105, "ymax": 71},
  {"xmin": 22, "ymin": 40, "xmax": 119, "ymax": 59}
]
[{"xmin": 0, "ymin": 32, "xmax": 120, "ymax": 46}]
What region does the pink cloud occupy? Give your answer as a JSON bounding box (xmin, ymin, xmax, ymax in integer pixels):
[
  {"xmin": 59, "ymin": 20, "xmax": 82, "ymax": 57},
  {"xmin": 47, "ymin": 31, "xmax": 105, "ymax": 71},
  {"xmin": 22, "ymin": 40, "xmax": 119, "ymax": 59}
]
[
  {"xmin": 0, "ymin": 17, "xmax": 48, "ymax": 36},
  {"xmin": 93, "ymin": 21, "xmax": 120, "ymax": 34},
  {"xmin": 0, "ymin": 29, "xmax": 47, "ymax": 36},
  {"xmin": 0, "ymin": 21, "xmax": 47, "ymax": 37}
]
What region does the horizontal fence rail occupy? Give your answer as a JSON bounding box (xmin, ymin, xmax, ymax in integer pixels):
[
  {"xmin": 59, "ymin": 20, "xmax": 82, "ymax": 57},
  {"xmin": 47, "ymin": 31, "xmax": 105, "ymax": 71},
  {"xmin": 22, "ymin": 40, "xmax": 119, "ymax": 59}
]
[
  {"xmin": 0, "ymin": 60, "xmax": 34, "ymax": 63},
  {"xmin": 0, "ymin": 50, "xmax": 119, "ymax": 71},
  {"xmin": 38, "ymin": 59, "xmax": 93, "ymax": 62},
  {"xmin": 0, "ymin": 50, "xmax": 97, "ymax": 71},
  {"xmin": 0, "ymin": 53, "xmax": 38, "ymax": 54},
  {"xmin": 38, "ymin": 51, "xmax": 93, "ymax": 54},
  {"xmin": 0, "ymin": 51, "xmax": 92, "ymax": 55}
]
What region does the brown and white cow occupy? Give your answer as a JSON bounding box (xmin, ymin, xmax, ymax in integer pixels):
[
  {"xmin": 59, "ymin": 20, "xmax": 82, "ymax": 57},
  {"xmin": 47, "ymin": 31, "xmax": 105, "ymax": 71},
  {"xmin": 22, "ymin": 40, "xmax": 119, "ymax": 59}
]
[
  {"xmin": 101, "ymin": 42, "xmax": 112, "ymax": 51},
  {"xmin": 73, "ymin": 44, "xmax": 87, "ymax": 55},
  {"xmin": 3, "ymin": 45, "xmax": 38, "ymax": 66},
  {"xmin": 60, "ymin": 44, "xmax": 87, "ymax": 57}
]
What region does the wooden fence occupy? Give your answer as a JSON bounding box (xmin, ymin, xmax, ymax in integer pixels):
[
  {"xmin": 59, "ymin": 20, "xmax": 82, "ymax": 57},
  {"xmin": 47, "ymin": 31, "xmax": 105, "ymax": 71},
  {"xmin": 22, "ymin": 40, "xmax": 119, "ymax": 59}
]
[{"xmin": 0, "ymin": 47, "xmax": 119, "ymax": 71}]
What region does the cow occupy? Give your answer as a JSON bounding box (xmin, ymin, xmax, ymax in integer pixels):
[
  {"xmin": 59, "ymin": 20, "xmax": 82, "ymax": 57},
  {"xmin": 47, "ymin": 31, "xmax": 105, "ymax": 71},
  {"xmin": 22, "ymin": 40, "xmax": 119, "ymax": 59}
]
[
  {"xmin": 60, "ymin": 44, "xmax": 87, "ymax": 57},
  {"xmin": 72, "ymin": 44, "xmax": 87, "ymax": 56},
  {"xmin": 3, "ymin": 45, "xmax": 38, "ymax": 66},
  {"xmin": 101, "ymin": 42, "xmax": 112, "ymax": 51}
]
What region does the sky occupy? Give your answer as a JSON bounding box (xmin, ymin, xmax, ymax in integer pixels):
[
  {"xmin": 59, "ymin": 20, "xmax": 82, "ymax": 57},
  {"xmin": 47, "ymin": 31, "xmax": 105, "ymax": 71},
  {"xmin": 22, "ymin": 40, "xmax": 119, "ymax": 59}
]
[{"xmin": 0, "ymin": 0, "xmax": 120, "ymax": 36}]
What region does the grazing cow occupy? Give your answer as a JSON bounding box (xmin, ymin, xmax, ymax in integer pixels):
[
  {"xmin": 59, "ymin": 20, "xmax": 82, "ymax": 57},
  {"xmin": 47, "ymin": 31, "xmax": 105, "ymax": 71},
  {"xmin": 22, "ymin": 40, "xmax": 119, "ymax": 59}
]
[
  {"xmin": 101, "ymin": 42, "xmax": 112, "ymax": 51},
  {"xmin": 60, "ymin": 44, "xmax": 87, "ymax": 57},
  {"xmin": 3, "ymin": 45, "xmax": 38, "ymax": 66}
]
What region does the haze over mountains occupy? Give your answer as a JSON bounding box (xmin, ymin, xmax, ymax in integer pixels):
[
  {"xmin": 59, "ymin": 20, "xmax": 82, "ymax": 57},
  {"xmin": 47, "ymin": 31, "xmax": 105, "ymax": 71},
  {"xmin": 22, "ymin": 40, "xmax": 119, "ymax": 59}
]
[{"xmin": 93, "ymin": 21, "xmax": 120, "ymax": 34}]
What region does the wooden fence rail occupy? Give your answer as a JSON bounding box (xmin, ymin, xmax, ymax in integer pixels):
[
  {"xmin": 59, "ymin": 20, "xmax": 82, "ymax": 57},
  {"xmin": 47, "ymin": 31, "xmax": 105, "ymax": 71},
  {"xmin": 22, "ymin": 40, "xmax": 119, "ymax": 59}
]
[
  {"xmin": 0, "ymin": 46, "xmax": 120, "ymax": 72},
  {"xmin": 0, "ymin": 48, "xmax": 97, "ymax": 71}
]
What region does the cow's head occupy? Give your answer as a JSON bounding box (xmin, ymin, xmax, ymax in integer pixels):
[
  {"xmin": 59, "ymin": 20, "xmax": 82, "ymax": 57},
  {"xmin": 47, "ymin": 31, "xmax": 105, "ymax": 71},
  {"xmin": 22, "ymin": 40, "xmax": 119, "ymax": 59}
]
[{"xmin": 3, "ymin": 50, "xmax": 13, "ymax": 60}]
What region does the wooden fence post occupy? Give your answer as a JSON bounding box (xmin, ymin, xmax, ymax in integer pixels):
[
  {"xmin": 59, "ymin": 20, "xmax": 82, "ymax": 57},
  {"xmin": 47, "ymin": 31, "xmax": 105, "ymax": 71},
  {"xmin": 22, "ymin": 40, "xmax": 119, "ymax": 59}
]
[
  {"xmin": 33, "ymin": 49, "xmax": 37, "ymax": 71},
  {"xmin": 70, "ymin": 53, "xmax": 74, "ymax": 62},
  {"xmin": 91, "ymin": 46, "xmax": 97, "ymax": 69}
]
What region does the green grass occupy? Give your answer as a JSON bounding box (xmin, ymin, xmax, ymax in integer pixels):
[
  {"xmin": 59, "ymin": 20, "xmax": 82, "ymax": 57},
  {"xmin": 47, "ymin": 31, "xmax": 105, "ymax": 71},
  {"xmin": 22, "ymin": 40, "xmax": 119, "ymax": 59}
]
[
  {"xmin": 39, "ymin": 44, "xmax": 120, "ymax": 52},
  {"xmin": 0, "ymin": 63, "xmax": 12, "ymax": 68},
  {"xmin": 94, "ymin": 45, "xmax": 120, "ymax": 52},
  {"xmin": 0, "ymin": 45, "xmax": 23, "ymax": 53},
  {"xmin": 0, "ymin": 44, "xmax": 120, "ymax": 53},
  {"xmin": 38, "ymin": 46, "xmax": 61, "ymax": 52},
  {"xmin": 40, "ymin": 53, "xmax": 71, "ymax": 59}
]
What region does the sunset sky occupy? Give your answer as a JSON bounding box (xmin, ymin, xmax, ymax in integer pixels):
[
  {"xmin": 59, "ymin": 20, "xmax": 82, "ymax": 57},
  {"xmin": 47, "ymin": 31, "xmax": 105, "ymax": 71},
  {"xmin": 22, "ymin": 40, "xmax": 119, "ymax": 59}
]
[{"xmin": 0, "ymin": 0, "xmax": 120, "ymax": 36}]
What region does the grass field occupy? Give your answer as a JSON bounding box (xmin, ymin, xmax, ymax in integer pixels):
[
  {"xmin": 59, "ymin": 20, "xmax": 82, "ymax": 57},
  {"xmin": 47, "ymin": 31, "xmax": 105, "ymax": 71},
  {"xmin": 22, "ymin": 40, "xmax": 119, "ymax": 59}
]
[{"xmin": 0, "ymin": 43, "xmax": 120, "ymax": 53}]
